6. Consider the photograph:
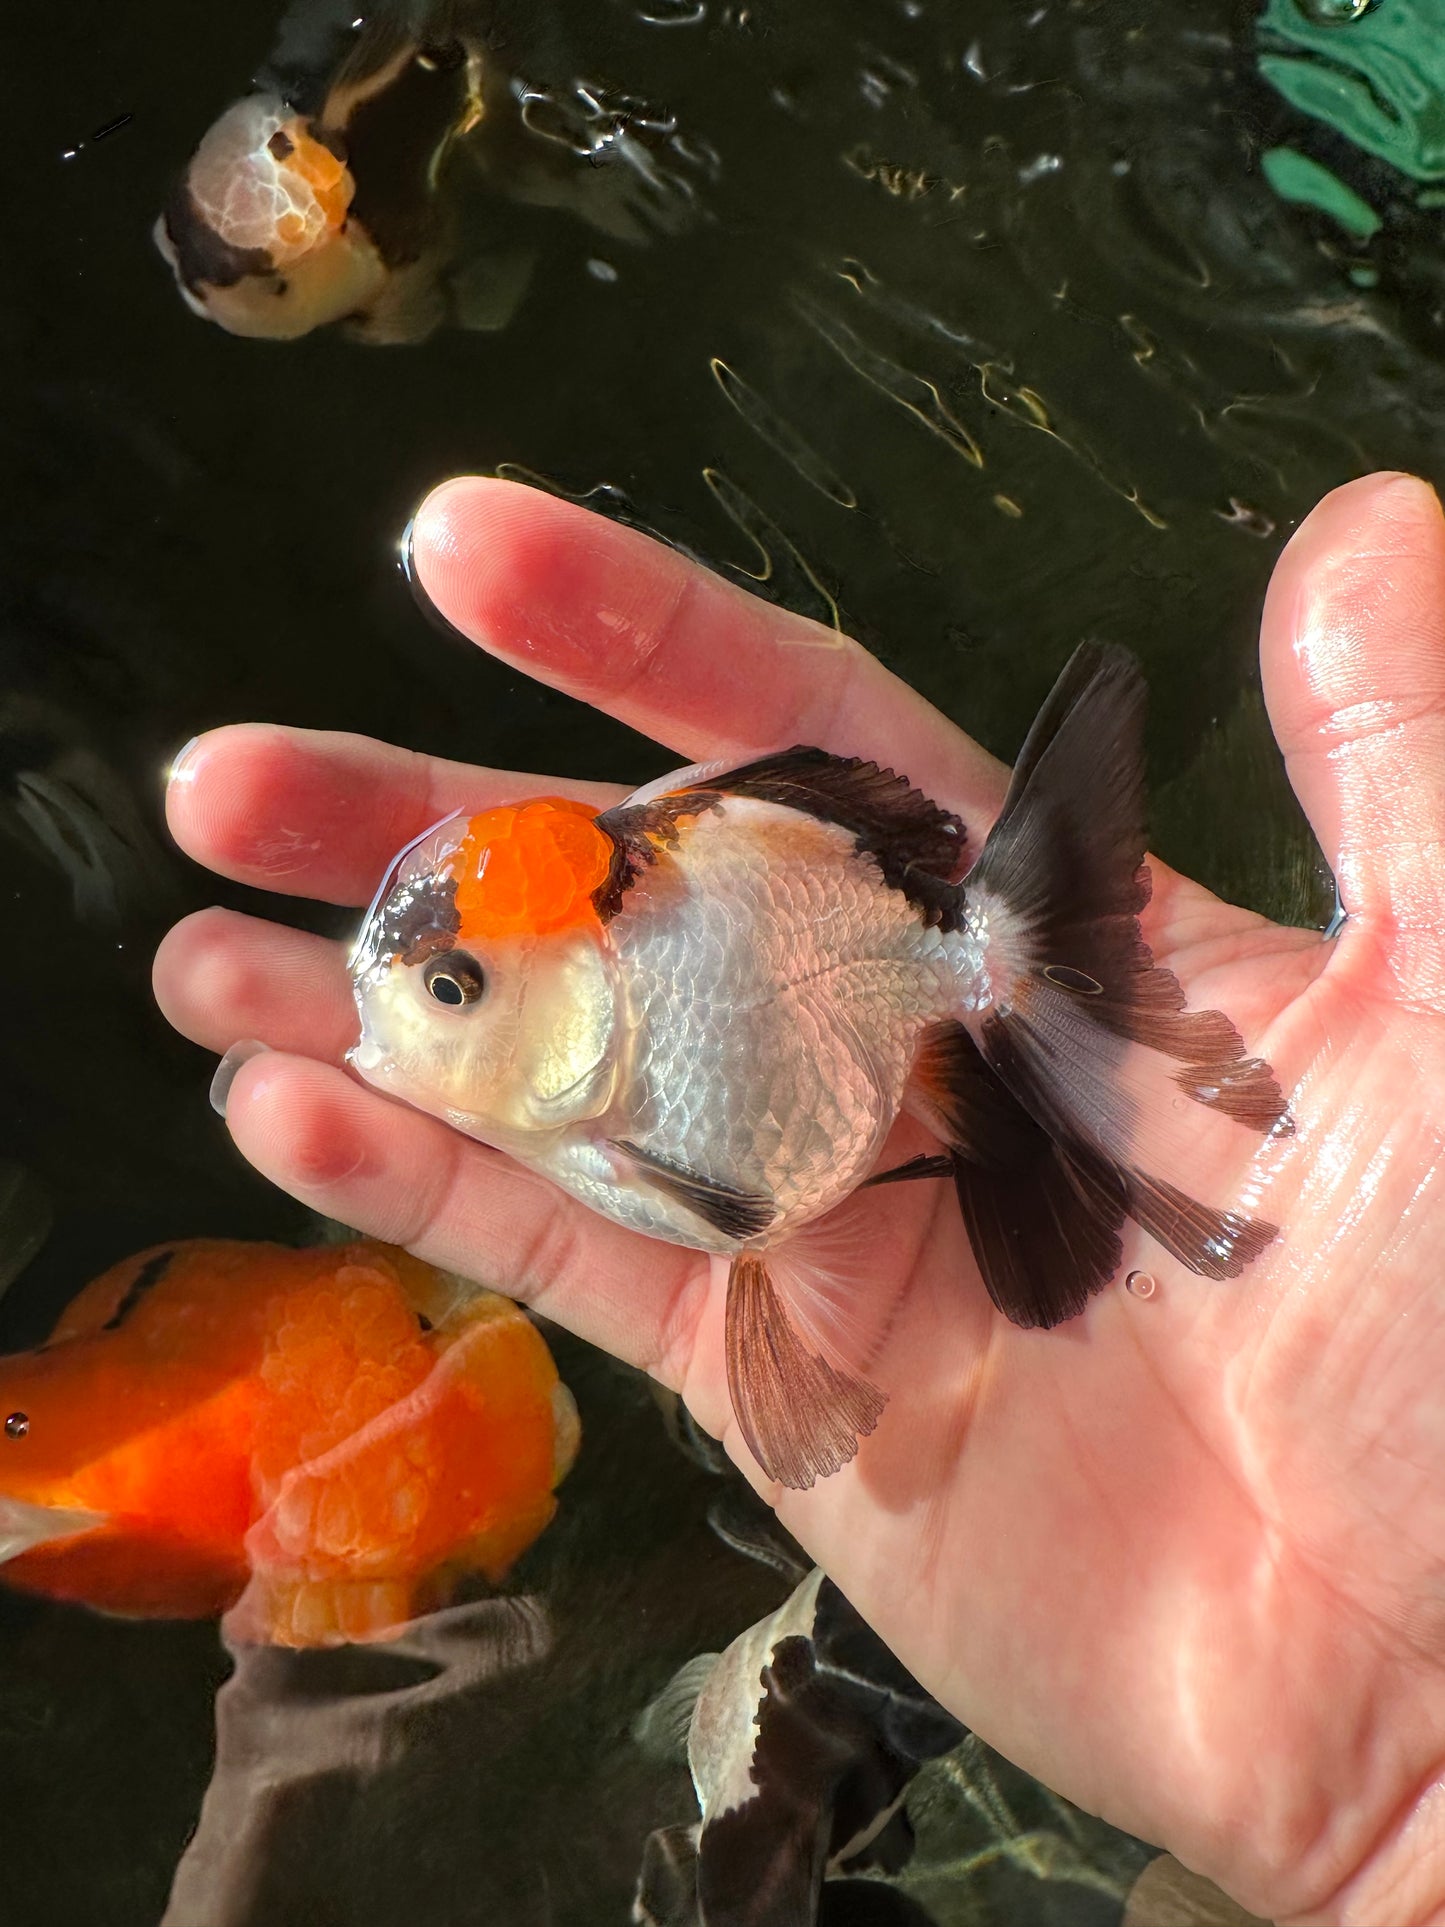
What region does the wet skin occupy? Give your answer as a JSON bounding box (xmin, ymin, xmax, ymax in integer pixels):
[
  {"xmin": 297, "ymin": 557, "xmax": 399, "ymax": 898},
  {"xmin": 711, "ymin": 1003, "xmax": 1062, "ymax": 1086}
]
[{"xmin": 156, "ymin": 471, "xmax": 1445, "ymax": 1924}]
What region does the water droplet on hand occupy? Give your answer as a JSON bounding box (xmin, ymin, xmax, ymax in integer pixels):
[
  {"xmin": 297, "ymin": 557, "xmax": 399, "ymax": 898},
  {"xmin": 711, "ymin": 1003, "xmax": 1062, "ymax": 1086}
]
[{"xmin": 1125, "ymin": 1270, "xmax": 1156, "ymax": 1300}]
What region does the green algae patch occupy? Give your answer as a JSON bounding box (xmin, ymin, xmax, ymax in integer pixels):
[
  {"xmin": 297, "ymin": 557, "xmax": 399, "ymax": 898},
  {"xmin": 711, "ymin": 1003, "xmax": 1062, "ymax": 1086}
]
[
  {"xmin": 1260, "ymin": 144, "xmax": 1382, "ymax": 236},
  {"xmin": 1258, "ymin": 0, "xmax": 1445, "ymax": 184}
]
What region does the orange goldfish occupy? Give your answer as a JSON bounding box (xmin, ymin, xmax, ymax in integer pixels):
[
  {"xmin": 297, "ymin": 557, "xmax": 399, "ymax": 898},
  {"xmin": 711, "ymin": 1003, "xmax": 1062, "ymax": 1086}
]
[{"xmin": 0, "ymin": 1239, "xmax": 578, "ymax": 1647}]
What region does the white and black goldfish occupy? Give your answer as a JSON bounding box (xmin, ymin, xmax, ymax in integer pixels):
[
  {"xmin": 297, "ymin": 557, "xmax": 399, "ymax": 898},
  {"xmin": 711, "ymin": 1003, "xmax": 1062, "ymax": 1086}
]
[
  {"xmin": 349, "ymin": 644, "xmax": 1292, "ymax": 1489},
  {"xmin": 633, "ymin": 1567, "xmax": 964, "ymax": 1927},
  {"xmin": 154, "ymin": 0, "xmax": 708, "ymax": 343},
  {"xmin": 153, "ymin": 0, "xmax": 486, "ymax": 341}
]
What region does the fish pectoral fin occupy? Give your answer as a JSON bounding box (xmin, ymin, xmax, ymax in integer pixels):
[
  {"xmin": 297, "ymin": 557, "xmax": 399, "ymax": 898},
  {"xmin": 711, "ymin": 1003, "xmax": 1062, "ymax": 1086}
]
[
  {"xmin": 725, "ymin": 1252, "xmax": 885, "ymax": 1491},
  {"xmin": 0, "ymin": 1497, "xmax": 107, "ymax": 1563},
  {"xmin": 611, "ymin": 1141, "xmax": 778, "ymax": 1243}
]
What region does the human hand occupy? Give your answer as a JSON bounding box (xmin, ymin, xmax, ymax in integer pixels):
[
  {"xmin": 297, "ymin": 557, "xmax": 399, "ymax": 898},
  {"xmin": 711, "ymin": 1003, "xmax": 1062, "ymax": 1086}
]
[{"xmin": 155, "ymin": 470, "xmax": 1445, "ymax": 1925}]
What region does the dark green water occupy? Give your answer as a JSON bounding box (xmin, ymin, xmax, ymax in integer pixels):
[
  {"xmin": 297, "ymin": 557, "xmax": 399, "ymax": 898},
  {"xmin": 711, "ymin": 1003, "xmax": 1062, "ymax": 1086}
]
[{"xmin": 2, "ymin": 0, "xmax": 1443, "ymax": 1918}]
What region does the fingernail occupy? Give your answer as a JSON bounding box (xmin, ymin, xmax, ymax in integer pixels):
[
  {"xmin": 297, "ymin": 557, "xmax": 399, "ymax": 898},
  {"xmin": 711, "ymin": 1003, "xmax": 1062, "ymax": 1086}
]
[
  {"xmin": 210, "ymin": 1040, "xmax": 269, "ymax": 1119},
  {"xmin": 168, "ymin": 736, "xmax": 203, "ymax": 787}
]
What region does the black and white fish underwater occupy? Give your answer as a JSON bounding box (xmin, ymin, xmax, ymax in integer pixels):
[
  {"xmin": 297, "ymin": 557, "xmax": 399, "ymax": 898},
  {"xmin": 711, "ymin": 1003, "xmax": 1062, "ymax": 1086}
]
[
  {"xmin": 632, "ymin": 1568, "xmax": 965, "ymax": 1927},
  {"xmin": 154, "ymin": 0, "xmax": 709, "ymax": 343},
  {"xmin": 348, "ymin": 643, "xmax": 1292, "ymax": 1489}
]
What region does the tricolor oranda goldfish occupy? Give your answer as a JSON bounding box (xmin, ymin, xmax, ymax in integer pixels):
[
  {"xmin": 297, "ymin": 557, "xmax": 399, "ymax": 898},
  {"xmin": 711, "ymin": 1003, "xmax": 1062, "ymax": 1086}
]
[
  {"xmin": 153, "ymin": 3, "xmax": 486, "ymax": 342},
  {"xmin": 349, "ymin": 645, "xmax": 1291, "ymax": 1490},
  {"xmin": 0, "ymin": 1238, "xmax": 578, "ymax": 1646}
]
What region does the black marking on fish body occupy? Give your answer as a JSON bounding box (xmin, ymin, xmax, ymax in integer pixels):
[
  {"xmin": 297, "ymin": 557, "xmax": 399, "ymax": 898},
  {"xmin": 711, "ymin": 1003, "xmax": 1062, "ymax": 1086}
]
[
  {"xmin": 416, "ymin": 1311, "xmax": 434, "ymax": 1332},
  {"xmin": 160, "ymin": 185, "xmax": 276, "ymax": 293},
  {"xmin": 380, "ymin": 872, "xmax": 461, "ymax": 968},
  {"xmin": 695, "ymin": 1612, "xmax": 959, "ymax": 1926},
  {"xmin": 594, "ymin": 748, "xmax": 968, "ymax": 928},
  {"xmin": 102, "ymin": 1247, "xmax": 178, "ymax": 1332},
  {"xmin": 611, "ymin": 1141, "xmax": 777, "ymax": 1243},
  {"xmin": 592, "ymin": 791, "xmax": 725, "ymax": 921}
]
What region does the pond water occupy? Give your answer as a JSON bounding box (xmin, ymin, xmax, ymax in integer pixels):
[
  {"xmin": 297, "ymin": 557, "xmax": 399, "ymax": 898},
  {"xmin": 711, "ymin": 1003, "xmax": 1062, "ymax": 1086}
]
[{"xmin": 3, "ymin": 0, "xmax": 1443, "ymax": 1919}]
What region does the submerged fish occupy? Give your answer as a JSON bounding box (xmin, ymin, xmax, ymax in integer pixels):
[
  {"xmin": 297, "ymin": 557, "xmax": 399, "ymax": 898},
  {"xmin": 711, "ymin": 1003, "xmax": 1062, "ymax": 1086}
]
[
  {"xmin": 350, "ymin": 644, "xmax": 1291, "ymax": 1489},
  {"xmin": 0, "ymin": 1238, "xmax": 578, "ymax": 1645},
  {"xmin": 154, "ymin": 2, "xmax": 486, "ymax": 342},
  {"xmin": 154, "ymin": 0, "xmax": 706, "ymax": 343},
  {"xmin": 633, "ymin": 1568, "xmax": 964, "ymax": 1927}
]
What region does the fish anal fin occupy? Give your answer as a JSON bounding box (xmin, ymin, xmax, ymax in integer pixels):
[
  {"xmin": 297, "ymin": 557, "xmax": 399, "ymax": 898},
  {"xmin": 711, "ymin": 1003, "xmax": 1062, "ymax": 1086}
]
[
  {"xmin": 725, "ymin": 1252, "xmax": 886, "ymax": 1490},
  {"xmin": 910, "ymin": 1020, "xmax": 1128, "ymax": 1329},
  {"xmin": 613, "ymin": 1140, "xmax": 778, "ymax": 1243}
]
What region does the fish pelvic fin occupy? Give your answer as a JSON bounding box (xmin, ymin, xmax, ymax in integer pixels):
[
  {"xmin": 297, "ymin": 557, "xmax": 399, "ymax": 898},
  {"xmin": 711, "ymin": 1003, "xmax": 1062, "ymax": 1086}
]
[
  {"xmin": 916, "ymin": 643, "xmax": 1290, "ymax": 1328},
  {"xmin": 725, "ymin": 1252, "xmax": 886, "ymax": 1491}
]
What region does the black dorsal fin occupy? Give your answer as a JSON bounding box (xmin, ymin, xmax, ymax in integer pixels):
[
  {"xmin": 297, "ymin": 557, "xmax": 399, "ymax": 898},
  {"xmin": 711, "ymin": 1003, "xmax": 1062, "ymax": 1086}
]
[{"xmin": 594, "ymin": 748, "xmax": 968, "ymax": 926}]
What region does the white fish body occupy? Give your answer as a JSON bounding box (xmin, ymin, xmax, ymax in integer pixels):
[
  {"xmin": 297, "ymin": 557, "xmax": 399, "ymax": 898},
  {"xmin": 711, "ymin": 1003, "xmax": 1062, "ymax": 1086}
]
[{"xmin": 350, "ymin": 646, "xmax": 1291, "ymax": 1487}]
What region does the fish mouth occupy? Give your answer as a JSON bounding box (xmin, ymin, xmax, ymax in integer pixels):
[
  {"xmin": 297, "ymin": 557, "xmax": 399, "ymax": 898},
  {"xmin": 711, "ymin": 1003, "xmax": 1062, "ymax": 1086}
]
[{"xmin": 0, "ymin": 1498, "xmax": 107, "ymax": 1564}]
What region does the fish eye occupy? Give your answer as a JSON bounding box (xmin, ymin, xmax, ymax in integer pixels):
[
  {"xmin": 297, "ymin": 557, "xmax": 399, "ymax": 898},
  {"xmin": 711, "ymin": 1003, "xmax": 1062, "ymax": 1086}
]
[
  {"xmin": 423, "ymin": 952, "xmax": 487, "ymax": 1008},
  {"xmin": 5, "ymin": 1412, "xmax": 29, "ymax": 1440}
]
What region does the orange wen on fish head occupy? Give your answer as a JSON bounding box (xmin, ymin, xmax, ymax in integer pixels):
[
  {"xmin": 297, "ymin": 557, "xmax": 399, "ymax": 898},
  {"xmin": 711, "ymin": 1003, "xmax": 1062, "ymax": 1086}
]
[{"xmin": 447, "ymin": 798, "xmax": 614, "ymax": 942}]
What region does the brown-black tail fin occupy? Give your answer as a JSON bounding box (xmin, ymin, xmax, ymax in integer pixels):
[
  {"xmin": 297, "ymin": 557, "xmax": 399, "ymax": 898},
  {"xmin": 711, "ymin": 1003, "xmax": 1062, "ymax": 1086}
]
[{"xmin": 911, "ymin": 644, "xmax": 1290, "ymax": 1330}]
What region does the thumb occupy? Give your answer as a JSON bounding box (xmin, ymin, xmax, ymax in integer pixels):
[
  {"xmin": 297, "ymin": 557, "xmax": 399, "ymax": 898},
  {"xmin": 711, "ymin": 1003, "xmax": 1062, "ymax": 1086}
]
[{"xmin": 1261, "ymin": 471, "xmax": 1445, "ymax": 1002}]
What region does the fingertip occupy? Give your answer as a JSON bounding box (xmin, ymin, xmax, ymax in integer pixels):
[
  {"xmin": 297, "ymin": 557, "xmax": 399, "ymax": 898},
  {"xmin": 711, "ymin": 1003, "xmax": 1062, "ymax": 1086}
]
[
  {"xmin": 226, "ymin": 1053, "xmax": 375, "ymax": 1194},
  {"xmin": 164, "ymin": 723, "xmax": 297, "ymax": 875},
  {"xmin": 1260, "ymin": 469, "xmax": 1445, "ymax": 969},
  {"xmin": 409, "ymin": 474, "xmax": 693, "ymax": 698},
  {"xmin": 152, "ymin": 905, "xmax": 225, "ymax": 1031},
  {"xmin": 1262, "ymin": 471, "xmax": 1445, "ymax": 742}
]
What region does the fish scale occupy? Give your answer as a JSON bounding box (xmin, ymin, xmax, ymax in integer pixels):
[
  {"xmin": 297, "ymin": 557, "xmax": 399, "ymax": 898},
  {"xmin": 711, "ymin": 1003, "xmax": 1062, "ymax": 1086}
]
[{"xmin": 605, "ymin": 801, "xmax": 960, "ymax": 1236}]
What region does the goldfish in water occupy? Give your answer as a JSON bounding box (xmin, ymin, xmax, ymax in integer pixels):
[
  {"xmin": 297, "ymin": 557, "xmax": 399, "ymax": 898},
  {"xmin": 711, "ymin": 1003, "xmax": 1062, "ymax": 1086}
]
[
  {"xmin": 0, "ymin": 1238, "xmax": 578, "ymax": 1646},
  {"xmin": 153, "ymin": 2, "xmax": 486, "ymax": 342},
  {"xmin": 349, "ymin": 644, "xmax": 1290, "ymax": 1490},
  {"xmin": 634, "ymin": 1567, "xmax": 965, "ymax": 1926},
  {"xmin": 155, "ymin": 0, "xmax": 709, "ymax": 343}
]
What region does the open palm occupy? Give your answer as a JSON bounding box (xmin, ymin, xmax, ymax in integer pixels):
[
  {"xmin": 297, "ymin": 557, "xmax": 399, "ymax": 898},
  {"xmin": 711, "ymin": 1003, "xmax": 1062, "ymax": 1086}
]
[{"xmin": 156, "ymin": 471, "xmax": 1445, "ymax": 1925}]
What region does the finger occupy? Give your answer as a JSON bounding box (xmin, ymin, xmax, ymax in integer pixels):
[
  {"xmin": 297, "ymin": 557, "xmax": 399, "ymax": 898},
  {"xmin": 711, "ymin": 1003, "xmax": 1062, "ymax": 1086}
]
[
  {"xmin": 154, "ymin": 909, "xmax": 356, "ymax": 1059},
  {"xmin": 410, "ymin": 477, "xmax": 1011, "ymax": 824},
  {"xmin": 220, "ymin": 1049, "xmax": 705, "ymax": 1381},
  {"xmin": 1260, "ymin": 471, "xmax": 1445, "ymax": 992},
  {"xmin": 166, "ymin": 724, "xmax": 625, "ymax": 905}
]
